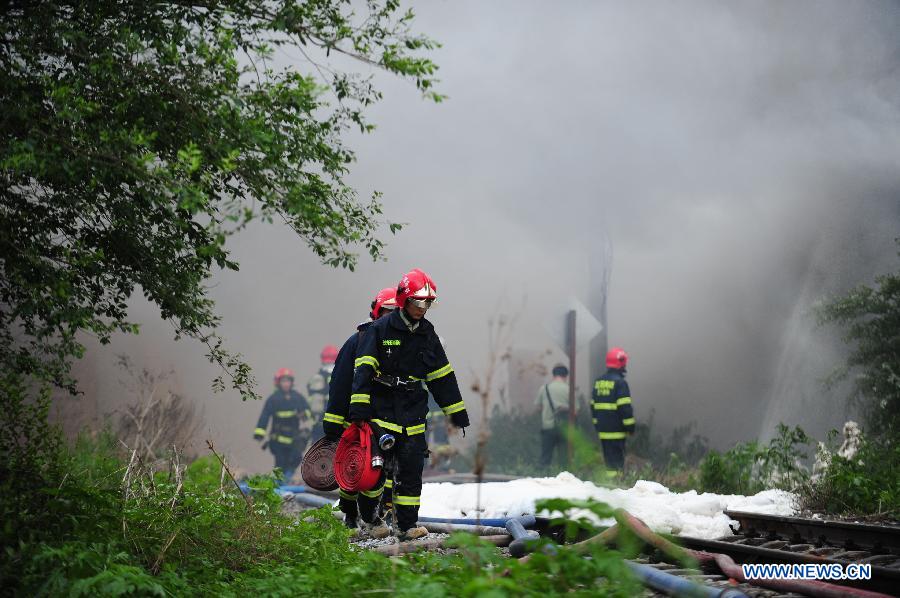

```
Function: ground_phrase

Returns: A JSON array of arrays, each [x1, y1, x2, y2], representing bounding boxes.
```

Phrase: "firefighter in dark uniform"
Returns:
[[323, 287, 397, 535], [254, 368, 311, 483], [592, 347, 635, 477], [349, 268, 469, 541]]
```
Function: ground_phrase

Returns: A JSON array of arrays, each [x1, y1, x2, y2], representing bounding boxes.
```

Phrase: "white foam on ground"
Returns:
[[419, 472, 796, 540]]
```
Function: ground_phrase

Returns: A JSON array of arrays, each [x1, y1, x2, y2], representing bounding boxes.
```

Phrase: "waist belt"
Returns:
[[373, 374, 420, 391]]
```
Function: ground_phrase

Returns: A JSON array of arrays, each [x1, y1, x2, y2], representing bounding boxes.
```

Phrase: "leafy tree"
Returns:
[[817, 240, 900, 438], [0, 0, 441, 398]]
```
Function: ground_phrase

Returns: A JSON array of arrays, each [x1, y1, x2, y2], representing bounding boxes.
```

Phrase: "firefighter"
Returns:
[[254, 368, 312, 483], [592, 347, 635, 476], [306, 345, 338, 443], [350, 268, 470, 541], [323, 287, 397, 535]]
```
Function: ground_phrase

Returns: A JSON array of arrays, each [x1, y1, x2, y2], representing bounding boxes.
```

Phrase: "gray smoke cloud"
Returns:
[[65, 1, 900, 471]]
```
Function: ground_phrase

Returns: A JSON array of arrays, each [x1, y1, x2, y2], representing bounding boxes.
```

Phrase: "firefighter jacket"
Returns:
[[592, 368, 635, 440], [349, 310, 470, 436], [255, 390, 311, 446], [322, 321, 371, 438]]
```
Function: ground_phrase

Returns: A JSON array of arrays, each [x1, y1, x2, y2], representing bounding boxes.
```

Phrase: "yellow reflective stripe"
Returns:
[[622, 417, 636, 426], [350, 394, 370, 404], [354, 356, 379, 369], [604, 469, 620, 477], [323, 412, 345, 424], [339, 489, 358, 500], [274, 410, 297, 418], [616, 397, 632, 406], [394, 495, 421, 506], [591, 418, 597, 425], [593, 402, 617, 410], [274, 435, 294, 444], [442, 400, 465, 415], [254, 427, 266, 435], [409, 375, 423, 382], [373, 418, 429, 435], [407, 424, 426, 435], [426, 363, 453, 382], [598, 431, 626, 440], [373, 418, 403, 433], [383, 479, 393, 489], [361, 487, 384, 498]]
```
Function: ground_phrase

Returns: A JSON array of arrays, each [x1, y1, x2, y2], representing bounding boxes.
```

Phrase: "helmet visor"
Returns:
[[407, 298, 436, 309]]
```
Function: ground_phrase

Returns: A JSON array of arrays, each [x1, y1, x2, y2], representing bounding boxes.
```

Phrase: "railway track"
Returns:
[[669, 511, 900, 596]]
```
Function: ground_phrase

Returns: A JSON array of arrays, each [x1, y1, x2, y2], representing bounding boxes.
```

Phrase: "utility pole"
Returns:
[[566, 309, 576, 465]]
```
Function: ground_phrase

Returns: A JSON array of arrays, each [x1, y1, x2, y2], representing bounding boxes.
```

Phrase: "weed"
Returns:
[[698, 424, 811, 495]]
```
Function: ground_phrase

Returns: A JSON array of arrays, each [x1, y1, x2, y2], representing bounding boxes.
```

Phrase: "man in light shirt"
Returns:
[[535, 364, 570, 469]]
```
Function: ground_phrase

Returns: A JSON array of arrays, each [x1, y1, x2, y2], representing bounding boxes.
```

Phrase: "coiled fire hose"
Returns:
[[301, 436, 340, 491], [334, 422, 382, 492]]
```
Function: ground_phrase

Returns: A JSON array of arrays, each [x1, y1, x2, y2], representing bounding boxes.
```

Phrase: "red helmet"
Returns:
[[320, 345, 338, 364], [605, 347, 629, 369], [370, 287, 398, 320], [396, 268, 437, 308], [274, 367, 295, 385]]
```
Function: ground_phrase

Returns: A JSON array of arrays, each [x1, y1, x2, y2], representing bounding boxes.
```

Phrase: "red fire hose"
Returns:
[[334, 422, 382, 492]]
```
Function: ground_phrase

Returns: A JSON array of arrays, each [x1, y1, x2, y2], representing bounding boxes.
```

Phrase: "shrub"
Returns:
[[4, 430, 643, 596], [801, 435, 900, 517], [698, 424, 811, 495]]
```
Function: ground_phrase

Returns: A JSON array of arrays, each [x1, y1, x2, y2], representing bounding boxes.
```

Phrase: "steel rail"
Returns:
[[724, 510, 900, 555], [674, 534, 900, 596]]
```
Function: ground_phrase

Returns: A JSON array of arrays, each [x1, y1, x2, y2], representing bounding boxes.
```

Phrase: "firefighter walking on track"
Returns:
[[322, 286, 397, 536], [592, 347, 635, 476], [254, 368, 312, 483], [349, 268, 470, 541]]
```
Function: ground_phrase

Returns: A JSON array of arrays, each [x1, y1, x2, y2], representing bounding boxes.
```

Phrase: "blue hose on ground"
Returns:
[[288, 492, 335, 508], [625, 561, 748, 598], [418, 515, 539, 528], [237, 482, 314, 496], [238, 482, 335, 507], [506, 516, 548, 558]]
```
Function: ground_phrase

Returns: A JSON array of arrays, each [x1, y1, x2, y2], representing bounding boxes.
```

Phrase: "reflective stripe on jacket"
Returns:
[[255, 389, 311, 441], [348, 310, 470, 432], [592, 368, 635, 440]]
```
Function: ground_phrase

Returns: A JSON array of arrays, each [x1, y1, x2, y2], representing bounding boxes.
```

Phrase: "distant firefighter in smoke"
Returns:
[[253, 368, 312, 483], [592, 347, 636, 476], [305, 345, 338, 443]]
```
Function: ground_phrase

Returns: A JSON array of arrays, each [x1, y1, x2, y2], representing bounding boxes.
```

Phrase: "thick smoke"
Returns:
[[65, 1, 900, 470]]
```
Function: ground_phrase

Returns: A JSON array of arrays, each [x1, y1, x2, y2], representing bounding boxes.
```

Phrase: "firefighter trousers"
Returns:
[[601, 438, 626, 471], [338, 470, 386, 524], [271, 440, 302, 481], [391, 432, 427, 532]]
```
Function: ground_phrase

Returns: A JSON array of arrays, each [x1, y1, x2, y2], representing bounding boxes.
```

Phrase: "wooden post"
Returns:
[[566, 309, 576, 465]]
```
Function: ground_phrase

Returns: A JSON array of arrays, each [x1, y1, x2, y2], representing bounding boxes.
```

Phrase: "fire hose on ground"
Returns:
[[293, 435, 892, 596], [542, 509, 894, 598]]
